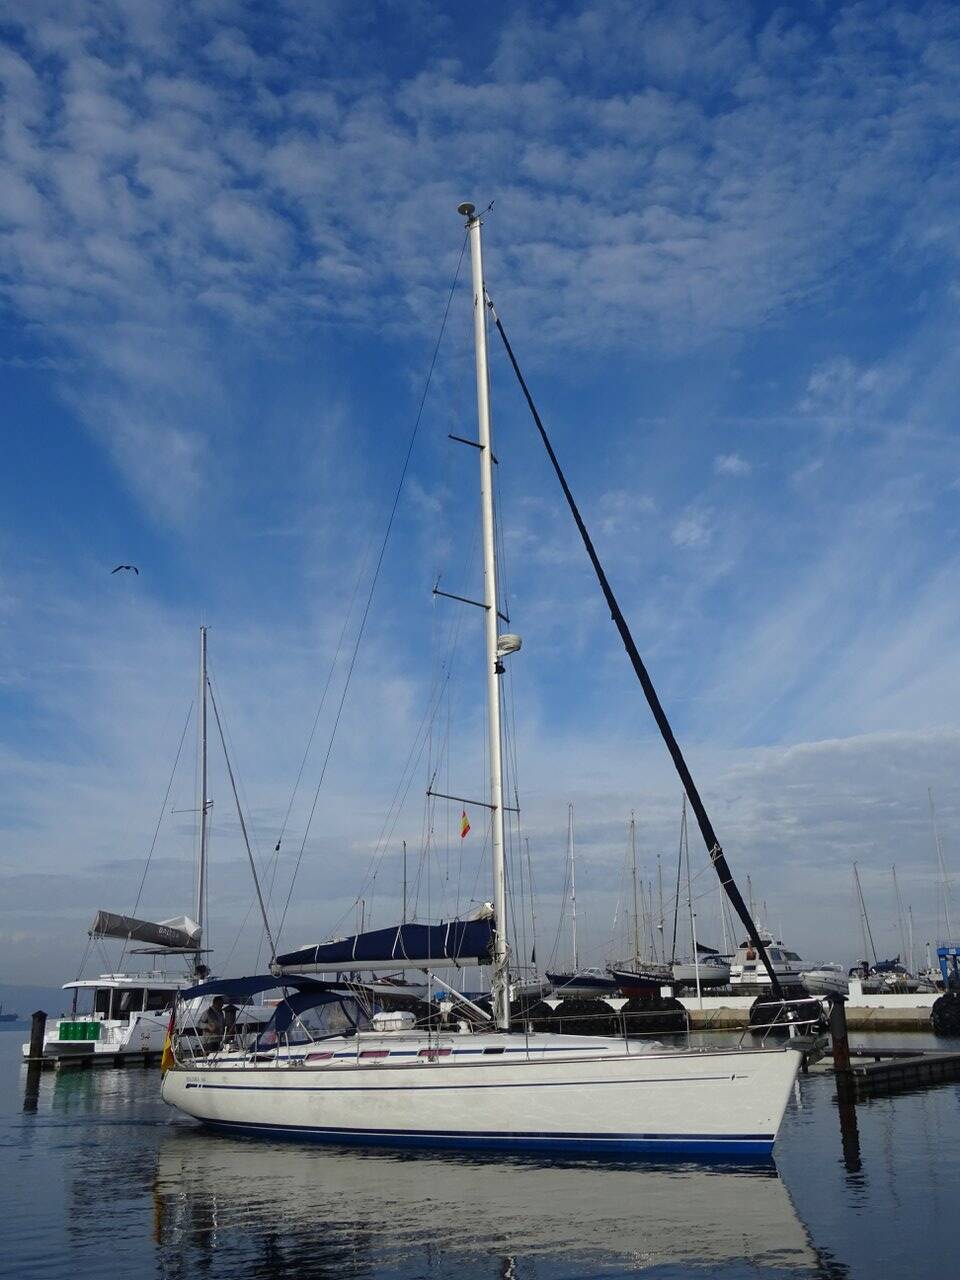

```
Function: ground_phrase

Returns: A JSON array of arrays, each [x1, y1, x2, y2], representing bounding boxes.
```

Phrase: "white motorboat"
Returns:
[[799, 964, 848, 998], [25, 973, 184, 1062], [729, 935, 805, 995], [161, 202, 801, 1156]]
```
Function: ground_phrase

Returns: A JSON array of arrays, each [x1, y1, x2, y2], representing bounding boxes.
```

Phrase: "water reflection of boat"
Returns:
[[152, 1126, 825, 1277]]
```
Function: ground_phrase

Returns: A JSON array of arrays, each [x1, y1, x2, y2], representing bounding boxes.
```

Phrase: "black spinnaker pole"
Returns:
[[488, 297, 784, 998]]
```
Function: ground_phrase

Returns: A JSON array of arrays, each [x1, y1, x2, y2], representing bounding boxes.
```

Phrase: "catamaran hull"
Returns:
[[162, 1045, 800, 1157]]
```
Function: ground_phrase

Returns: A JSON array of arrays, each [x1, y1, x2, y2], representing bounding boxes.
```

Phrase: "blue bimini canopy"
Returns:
[[180, 974, 337, 1001], [274, 918, 495, 974]]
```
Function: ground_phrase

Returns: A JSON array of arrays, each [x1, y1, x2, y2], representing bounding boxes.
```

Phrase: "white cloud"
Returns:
[[4, 1, 960, 986], [714, 452, 751, 476], [800, 355, 906, 425], [671, 508, 713, 549]]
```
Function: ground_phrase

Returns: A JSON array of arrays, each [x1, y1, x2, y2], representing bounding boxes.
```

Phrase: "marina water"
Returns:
[[3, 1024, 958, 1278]]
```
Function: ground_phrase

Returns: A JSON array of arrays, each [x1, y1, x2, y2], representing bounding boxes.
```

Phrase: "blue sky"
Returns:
[[3, 0, 960, 984]]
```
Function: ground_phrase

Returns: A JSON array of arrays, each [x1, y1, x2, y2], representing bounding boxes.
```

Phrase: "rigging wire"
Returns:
[[266, 539, 374, 903], [204, 661, 275, 970], [488, 294, 786, 1000], [330, 405, 483, 935], [117, 701, 194, 973], [207, 679, 277, 958], [275, 231, 470, 948]]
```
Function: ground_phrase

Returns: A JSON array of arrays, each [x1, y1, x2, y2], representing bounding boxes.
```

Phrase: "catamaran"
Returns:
[[24, 628, 269, 1064], [161, 203, 802, 1156]]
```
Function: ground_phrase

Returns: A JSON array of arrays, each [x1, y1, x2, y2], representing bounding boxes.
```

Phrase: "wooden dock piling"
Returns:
[[827, 996, 855, 1103], [26, 1010, 46, 1062]]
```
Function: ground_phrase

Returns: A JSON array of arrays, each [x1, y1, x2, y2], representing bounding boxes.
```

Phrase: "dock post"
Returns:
[[827, 994, 862, 1171], [23, 1010, 47, 1113], [828, 995, 853, 1092], [27, 1010, 47, 1062]]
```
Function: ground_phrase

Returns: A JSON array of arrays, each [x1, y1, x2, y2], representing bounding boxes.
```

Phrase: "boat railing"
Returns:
[[744, 996, 826, 1047]]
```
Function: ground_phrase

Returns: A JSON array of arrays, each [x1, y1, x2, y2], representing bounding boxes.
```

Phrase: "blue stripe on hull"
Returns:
[[199, 1118, 774, 1158]]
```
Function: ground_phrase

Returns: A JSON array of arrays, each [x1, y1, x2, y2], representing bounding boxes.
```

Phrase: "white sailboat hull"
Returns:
[[162, 1033, 800, 1157]]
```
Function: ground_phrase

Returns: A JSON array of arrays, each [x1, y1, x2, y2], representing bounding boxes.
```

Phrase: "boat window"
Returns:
[[93, 989, 112, 1017], [784, 952, 802, 962], [768, 951, 783, 963], [268, 996, 373, 1048], [115, 989, 145, 1016], [68, 989, 93, 1016], [483, 1046, 506, 1055], [144, 989, 174, 1011]]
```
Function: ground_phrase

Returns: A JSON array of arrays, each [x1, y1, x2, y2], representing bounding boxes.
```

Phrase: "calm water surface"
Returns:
[[3, 1025, 959, 1278]]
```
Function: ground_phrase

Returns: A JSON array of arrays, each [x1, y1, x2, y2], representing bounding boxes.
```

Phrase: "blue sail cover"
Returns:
[[274, 918, 494, 974]]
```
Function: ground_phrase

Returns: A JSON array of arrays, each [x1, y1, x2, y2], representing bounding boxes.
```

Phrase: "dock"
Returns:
[[823, 1044, 960, 1098], [678, 978, 937, 1031]]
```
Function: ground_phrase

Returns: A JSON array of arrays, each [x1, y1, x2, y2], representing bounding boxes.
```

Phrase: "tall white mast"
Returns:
[[569, 803, 579, 971], [196, 624, 209, 973], [460, 202, 511, 1030]]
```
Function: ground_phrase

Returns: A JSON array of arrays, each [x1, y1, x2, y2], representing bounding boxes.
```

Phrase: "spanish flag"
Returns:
[[460, 809, 471, 839], [160, 1007, 176, 1075]]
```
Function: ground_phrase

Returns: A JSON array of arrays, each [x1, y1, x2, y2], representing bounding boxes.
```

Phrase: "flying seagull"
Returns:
[[111, 565, 139, 575]]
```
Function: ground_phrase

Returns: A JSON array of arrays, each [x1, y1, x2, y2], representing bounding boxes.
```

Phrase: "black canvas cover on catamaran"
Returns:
[[274, 918, 494, 973], [90, 910, 201, 951]]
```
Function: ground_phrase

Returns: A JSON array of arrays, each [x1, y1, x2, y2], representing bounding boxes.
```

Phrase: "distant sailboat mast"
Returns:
[[853, 862, 877, 966], [682, 796, 702, 1003], [568, 804, 579, 972], [929, 788, 955, 940], [630, 813, 641, 965], [524, 837, 539, 970], [892, 865, 909, 968], [195, 624, 209, 977]]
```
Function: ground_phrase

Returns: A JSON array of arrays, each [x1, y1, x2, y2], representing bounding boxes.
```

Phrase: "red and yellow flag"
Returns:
[[460, 809, 471, 839], [160, 1007, 176, 1075]]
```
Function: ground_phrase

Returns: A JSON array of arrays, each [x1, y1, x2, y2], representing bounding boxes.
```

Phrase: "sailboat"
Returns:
[[605, 813, 672, 996], [160, 202, 801, 1156], [546, 805, 619, 998], [23, 628, 263, 1064], [666, 795, 731, 992]]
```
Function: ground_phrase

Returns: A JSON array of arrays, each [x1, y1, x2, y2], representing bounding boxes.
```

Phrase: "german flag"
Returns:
[[460, 809, 471, 839]]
